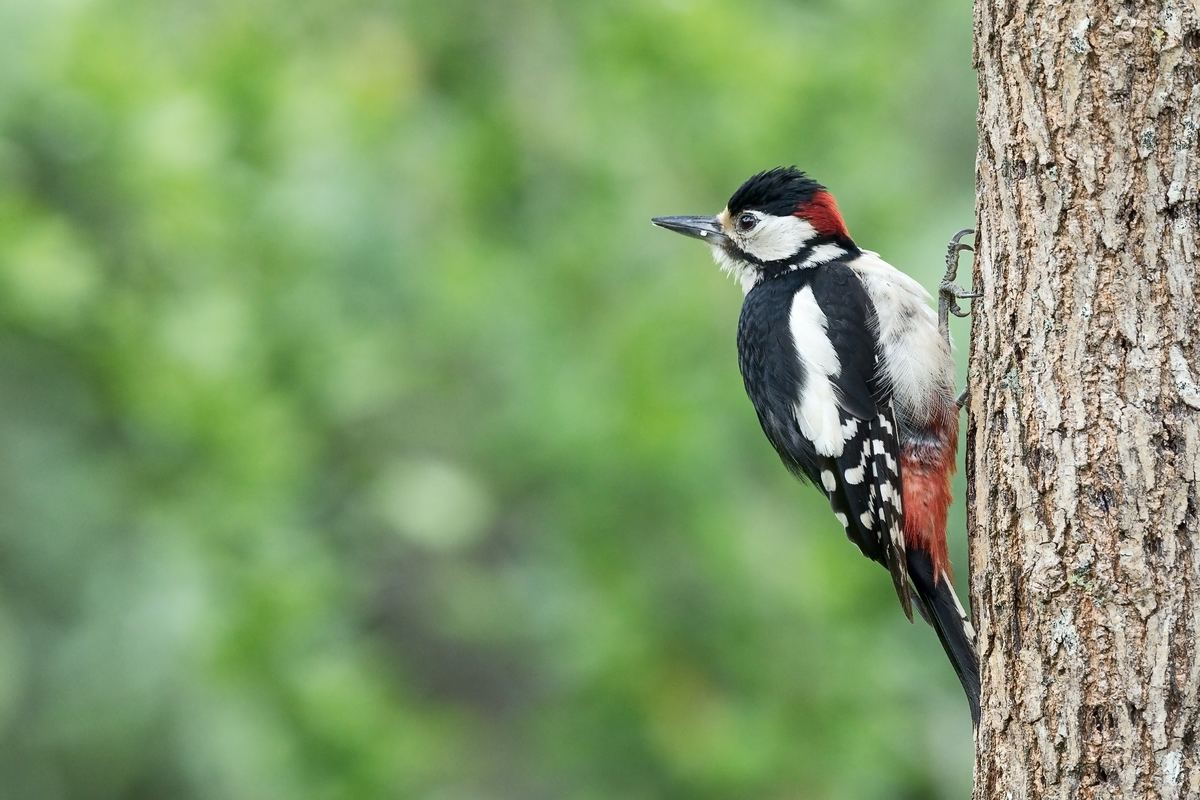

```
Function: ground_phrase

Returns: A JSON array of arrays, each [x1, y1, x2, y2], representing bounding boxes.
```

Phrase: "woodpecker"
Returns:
[[653, 167, 980, 725]]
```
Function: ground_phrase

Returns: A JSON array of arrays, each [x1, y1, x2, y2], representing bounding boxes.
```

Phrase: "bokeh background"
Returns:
[[0, 1, 978, 798]]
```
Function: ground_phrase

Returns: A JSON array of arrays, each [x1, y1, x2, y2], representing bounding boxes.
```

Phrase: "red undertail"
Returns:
[[900, 403, 958, 583]]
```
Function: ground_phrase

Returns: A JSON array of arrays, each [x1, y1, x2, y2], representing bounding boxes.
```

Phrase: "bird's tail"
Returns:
[[908, 549, 980, 726]]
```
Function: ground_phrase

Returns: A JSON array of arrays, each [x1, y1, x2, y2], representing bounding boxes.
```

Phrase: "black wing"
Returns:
[[736, 265, 909, 617], [808, 265, 911, 619]]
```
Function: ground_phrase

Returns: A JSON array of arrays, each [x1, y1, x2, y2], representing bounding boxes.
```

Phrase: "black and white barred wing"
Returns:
[[794, 269, 911, 619], [866, 403, 908, 619], [815, 405, 910, 620]]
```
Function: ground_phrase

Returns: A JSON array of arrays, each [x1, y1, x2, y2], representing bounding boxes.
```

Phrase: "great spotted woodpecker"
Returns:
[[653, 167, 981, 725]]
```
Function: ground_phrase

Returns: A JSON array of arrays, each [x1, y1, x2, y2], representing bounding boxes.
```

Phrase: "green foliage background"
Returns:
[[0, 1, 978, 797]]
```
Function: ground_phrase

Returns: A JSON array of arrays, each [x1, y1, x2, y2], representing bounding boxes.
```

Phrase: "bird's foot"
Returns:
[[939, 229, 979, 411], [940, 281, 981, 318], [937, 228, 981, 344]]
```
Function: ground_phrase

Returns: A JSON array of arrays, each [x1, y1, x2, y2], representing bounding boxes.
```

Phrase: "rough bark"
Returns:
[[969, 1, 1200, 798]]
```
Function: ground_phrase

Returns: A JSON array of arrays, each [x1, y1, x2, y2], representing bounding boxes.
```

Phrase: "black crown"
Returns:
[[727, 166, 824, 217]]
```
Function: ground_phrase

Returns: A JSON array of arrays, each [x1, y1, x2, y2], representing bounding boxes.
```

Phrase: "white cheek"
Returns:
[[742, 216, 817, 261]]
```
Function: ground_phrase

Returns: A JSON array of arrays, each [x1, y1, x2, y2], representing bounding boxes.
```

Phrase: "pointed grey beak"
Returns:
[[651, 215, 729, 246]]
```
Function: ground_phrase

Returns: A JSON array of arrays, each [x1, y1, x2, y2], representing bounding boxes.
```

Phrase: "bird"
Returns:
[[652, 166, 981, 725]]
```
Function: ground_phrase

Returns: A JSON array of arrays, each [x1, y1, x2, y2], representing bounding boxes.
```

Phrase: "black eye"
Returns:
[[736, 213, 757, 232]]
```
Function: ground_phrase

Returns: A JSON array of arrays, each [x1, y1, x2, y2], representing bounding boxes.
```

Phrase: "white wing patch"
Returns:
[[789, 286, 843, 457]]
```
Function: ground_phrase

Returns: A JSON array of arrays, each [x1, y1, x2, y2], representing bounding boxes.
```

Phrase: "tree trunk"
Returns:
[[968, 1, 1200, 798]]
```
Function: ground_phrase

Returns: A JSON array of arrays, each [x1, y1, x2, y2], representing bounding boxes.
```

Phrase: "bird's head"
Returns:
[[653, 166, 857, 292]]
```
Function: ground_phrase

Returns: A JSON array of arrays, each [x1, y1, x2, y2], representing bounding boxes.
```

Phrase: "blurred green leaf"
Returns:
[[0, 1, 977, 797]]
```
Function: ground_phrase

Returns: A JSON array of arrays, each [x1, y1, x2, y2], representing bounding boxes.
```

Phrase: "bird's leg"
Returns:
[[938, 228, 981, 409]]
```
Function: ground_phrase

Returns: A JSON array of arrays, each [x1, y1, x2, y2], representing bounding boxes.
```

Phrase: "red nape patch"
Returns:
[[796, 190, 850, 238]]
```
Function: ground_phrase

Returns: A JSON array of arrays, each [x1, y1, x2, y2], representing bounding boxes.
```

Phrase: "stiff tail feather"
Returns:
[[908, 549, 980, 726]]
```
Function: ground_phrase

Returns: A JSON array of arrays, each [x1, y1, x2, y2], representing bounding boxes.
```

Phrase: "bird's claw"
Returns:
[[942, 229, 976, 284], [938, 229, 980, 340], [939, 229, 980, 411], [945, 227, 974, 256]]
